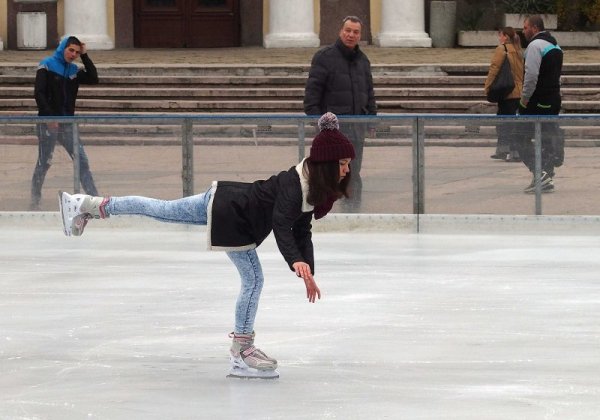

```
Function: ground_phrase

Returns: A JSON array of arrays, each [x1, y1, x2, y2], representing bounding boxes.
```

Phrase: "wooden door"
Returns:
[[134, 0, 185, 47], [134, 0, 240, 47], [188, 0, 239, 47]]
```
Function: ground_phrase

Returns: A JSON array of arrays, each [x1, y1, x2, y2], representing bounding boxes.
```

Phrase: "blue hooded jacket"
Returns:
[[34, 36, 98, 116], [39, 37, 80, 80]]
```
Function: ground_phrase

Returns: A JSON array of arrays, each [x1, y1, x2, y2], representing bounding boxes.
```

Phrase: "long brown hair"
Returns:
[[500, 26, 522, 52], [304, 159, 350, 206]]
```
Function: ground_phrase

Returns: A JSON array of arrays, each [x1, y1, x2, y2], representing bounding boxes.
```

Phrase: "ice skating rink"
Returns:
[[1, 214, 599, 420]]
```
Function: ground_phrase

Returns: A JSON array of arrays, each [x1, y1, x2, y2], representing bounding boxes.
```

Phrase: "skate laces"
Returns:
[[98, 197, 110, 219], [229, 332, 269, 360], [82, 196, 110, 219], [241, 345, 260, 358]]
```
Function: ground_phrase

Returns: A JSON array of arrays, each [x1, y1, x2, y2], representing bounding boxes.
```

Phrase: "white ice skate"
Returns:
[[227, 355, 280, 380], [227, 332, 279, 379], [58, 191, 108, 236], [58, 191, 91, 236]]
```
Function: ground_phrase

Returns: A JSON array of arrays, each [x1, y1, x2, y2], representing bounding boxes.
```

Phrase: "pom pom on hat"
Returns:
[[309, 113, 355, 162], [317, 112, 339, 131]]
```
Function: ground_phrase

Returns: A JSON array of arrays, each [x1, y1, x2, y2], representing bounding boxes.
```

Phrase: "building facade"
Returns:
[[0, 0, 435, 50]]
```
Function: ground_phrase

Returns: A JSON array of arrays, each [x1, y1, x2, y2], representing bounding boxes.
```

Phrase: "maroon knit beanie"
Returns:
[[309, 112, 356, 162]]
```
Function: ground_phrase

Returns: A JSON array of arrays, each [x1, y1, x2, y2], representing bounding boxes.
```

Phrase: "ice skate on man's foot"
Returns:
[[227, 332, 279, 379], [58, 191, 109, 236]]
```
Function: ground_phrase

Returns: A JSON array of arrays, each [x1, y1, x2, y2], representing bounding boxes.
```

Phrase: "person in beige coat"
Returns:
[[484, 27, 524, 162]]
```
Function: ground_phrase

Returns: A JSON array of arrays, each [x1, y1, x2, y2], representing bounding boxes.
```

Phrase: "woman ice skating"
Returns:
[[58, 112, 355, 379]]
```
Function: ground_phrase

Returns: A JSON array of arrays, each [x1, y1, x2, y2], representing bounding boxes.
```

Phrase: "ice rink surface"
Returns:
[[1, 215, 600, 420]]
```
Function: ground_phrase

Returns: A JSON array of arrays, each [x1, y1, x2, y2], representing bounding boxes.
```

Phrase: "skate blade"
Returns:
[[227, 366, 279, 380], [58, 191, 70, 236]]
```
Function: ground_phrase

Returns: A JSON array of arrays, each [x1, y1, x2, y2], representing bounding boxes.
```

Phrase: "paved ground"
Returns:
[[1, 218, 599, 420], [1, 46, 600, 65]]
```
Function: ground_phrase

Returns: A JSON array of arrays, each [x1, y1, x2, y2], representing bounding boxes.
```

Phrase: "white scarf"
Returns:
[[295, 159, 314, 213]]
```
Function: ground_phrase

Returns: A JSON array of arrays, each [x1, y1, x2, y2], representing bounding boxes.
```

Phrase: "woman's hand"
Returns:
[[292, 262, 321, 303]]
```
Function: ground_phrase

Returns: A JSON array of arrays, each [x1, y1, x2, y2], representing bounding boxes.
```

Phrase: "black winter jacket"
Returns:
[[34, 53, 98, 116], [304, 39, 376, 116], [208, 165, 315, 273]]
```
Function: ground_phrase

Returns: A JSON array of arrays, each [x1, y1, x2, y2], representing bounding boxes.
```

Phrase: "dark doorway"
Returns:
[[134, 0, 240, 47]]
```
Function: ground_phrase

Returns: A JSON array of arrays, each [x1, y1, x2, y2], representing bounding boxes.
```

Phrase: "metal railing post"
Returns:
[[298, 121, 306, 161], [72, 121, 81, 193], [534, 121, 542, 215], [412, 117, 425, 217], [181, 119, 194, 197]]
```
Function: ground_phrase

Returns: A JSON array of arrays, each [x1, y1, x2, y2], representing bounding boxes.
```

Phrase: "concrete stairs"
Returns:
[[1, 63, 599, 146]]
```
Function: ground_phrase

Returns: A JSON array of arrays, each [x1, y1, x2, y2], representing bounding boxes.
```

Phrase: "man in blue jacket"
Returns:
[[304, 16, 377, 212], [31, 36, 99, 210], [518, 15, 564, 194]]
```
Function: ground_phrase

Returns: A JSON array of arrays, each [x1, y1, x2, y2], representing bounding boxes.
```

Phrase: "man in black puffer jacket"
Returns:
[[304, 15, 377, 212]]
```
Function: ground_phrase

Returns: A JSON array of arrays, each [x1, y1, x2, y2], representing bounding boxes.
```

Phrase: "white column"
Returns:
[[64, 0, 114, 50], [264, 0, 320, 48], [375, 0, 431, 47]]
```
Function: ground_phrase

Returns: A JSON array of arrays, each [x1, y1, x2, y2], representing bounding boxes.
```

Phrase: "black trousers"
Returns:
[[495, 98, 520, 154], [338, 121, 366, 212], [516, 97, 563, 177]]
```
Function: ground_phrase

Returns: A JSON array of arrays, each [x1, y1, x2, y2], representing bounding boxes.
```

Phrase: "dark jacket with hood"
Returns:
[[34, 37, 99, 116], [522, 31, 563, 107], [304, 38, 376, 116], [208, 161, 322, 274]]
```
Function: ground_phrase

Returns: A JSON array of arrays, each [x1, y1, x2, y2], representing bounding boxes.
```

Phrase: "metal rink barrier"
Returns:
[[0, 114, 598, 217]]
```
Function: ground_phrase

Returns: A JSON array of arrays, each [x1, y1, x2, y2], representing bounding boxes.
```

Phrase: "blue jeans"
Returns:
[[31, 123, 98, 207], [106, 187, 262, 334], [226, 249, 264, 334]]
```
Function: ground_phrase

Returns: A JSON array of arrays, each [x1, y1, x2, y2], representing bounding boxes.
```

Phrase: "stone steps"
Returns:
[[2, 62, 599, 74], [1, 63, 598, 144], [2, 80, 599, 112], [3, 98, 599, 113], [2, 95, 597, 115], [4, 86, 599, 98], [2, 73, 599, 86]]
